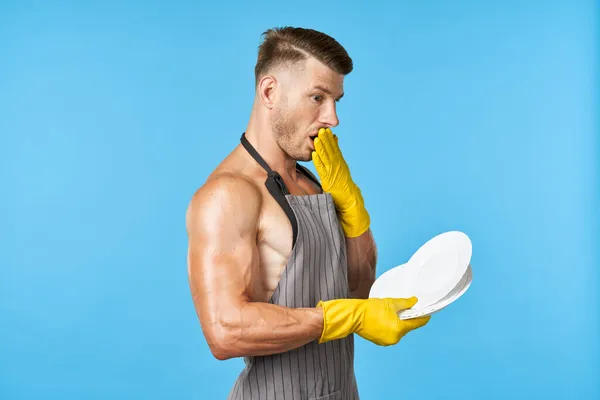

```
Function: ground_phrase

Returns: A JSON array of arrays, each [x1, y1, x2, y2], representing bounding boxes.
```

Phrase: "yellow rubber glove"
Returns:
[[317, 297, 430, 346], [312, 128, 370, 238]]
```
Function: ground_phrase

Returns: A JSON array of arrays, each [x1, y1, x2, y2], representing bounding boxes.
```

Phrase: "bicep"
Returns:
[[186, 176, 261, 332]]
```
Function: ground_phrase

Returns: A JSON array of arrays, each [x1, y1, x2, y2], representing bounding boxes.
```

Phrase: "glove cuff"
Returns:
[[338, 205, 370, 238], [317, 299, 363, 344], [331, 184, 371, 238]]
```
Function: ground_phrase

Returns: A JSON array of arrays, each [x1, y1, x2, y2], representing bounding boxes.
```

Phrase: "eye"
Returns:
[[312, 95, 323, 102]]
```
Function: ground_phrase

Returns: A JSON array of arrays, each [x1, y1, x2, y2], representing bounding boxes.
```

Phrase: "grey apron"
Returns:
[[226, 133, 359, 400]]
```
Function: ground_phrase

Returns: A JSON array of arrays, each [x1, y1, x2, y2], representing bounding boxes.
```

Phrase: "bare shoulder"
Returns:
[[186, 168, 265, 347], [186, 172, 263, 237]]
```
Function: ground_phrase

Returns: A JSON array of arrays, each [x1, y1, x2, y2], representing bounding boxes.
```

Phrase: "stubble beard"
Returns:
[[272, 105, 311, 162]]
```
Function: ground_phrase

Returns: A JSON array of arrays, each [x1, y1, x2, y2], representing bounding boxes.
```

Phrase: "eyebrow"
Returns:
[[313, 85, 344, 100]]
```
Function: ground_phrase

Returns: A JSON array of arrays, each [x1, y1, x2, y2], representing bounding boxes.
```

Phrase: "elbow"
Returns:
[[208, 338, 229, 360], [205, 325, 240, 361], [211, 347, 232, 361], [198, 303, 247, 360]]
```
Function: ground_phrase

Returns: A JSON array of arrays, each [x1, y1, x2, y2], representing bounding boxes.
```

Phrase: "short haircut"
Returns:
[[254, 26, 353, 86]]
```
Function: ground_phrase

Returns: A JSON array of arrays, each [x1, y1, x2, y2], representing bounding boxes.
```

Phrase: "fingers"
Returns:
[[329, 130, 340, 153], [387, 297, 419, 312], [318, 128, 337, 157], [387, 297, 431, 332], [312, 150, 324, 173], [402, 315, 431, 331], [325, 128, 342, 158], [313, 136, 330, 166], [312, 150, 322, 166]]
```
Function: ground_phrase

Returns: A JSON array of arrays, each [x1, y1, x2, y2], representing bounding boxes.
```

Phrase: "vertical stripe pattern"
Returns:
[[227, 193, 359, 400]]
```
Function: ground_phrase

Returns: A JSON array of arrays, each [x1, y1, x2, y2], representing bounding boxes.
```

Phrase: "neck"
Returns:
[[244, 107, 298, 180]]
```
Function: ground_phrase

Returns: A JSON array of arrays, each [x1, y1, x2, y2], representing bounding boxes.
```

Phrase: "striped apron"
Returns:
[[226, 133, 359, 400]]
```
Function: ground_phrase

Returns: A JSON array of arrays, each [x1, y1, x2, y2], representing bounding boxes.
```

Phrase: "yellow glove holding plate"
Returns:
[[317, 297, 430, 346], [312, 128, 370, 238]]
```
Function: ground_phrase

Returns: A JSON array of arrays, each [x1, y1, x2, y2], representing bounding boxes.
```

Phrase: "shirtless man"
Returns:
[[186, 26, 430, 400]]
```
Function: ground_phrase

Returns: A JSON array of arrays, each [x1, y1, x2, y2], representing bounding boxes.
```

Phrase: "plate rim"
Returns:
[[398, 264, 473, 319], [405, 231, 472, 307]]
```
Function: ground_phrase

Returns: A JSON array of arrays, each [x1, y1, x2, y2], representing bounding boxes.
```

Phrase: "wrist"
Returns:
[[325, 180, 370, 237], [338, 205, 370, 238], [336, 187, 370, 237], [317, 298, 364, 343]]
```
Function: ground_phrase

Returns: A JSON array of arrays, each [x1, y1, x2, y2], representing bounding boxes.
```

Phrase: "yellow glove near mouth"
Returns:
[[312, 128, 370, 238]]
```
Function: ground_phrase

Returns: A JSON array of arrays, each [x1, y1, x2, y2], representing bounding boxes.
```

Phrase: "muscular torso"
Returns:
[[207, 145, 323, 303]]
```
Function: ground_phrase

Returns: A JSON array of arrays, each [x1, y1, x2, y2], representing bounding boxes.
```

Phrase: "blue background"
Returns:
[[1, 1, 598, 399]]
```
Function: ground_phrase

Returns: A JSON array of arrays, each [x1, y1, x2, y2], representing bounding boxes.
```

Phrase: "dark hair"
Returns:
[[254, 26, 353, 86]]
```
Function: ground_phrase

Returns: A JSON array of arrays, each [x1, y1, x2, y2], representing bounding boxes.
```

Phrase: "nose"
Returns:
[[319, 102, 339, 128]]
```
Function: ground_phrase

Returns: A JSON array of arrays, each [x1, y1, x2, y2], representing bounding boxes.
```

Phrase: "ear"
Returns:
[[257, 75, 277, 109]]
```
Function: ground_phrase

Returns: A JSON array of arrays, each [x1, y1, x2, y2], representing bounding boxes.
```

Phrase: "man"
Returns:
[[186, 26, 430, 400]]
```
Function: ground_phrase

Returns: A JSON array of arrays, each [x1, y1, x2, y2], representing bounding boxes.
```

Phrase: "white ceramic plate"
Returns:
[[369, 231, 472, 308], [368, 261, 417, 300], [405, 231, 472, 308], [398, 264, 472, 320]]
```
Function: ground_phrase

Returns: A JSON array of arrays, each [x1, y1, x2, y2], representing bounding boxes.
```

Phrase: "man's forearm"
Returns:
[[346, 228, 378, 299], [204, 301, 324, 360]]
